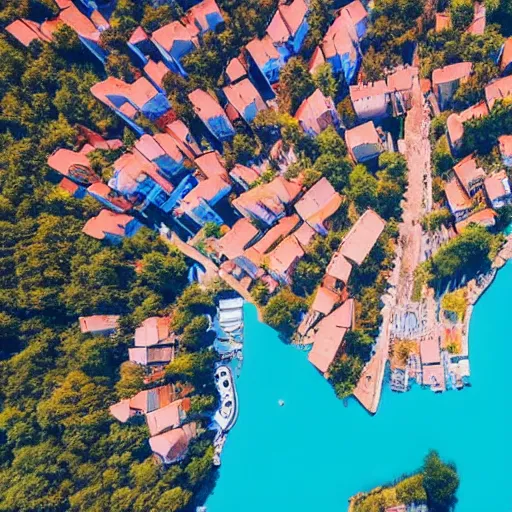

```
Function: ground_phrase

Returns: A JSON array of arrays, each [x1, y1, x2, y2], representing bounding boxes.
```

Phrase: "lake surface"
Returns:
[[206, 262, 512, 512]]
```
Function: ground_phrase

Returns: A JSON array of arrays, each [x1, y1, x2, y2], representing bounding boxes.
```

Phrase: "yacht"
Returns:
[[213, 365, 238, 432]]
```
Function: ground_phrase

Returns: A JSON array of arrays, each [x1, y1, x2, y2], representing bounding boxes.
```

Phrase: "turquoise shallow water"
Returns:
[[206, 262, 512, 512]]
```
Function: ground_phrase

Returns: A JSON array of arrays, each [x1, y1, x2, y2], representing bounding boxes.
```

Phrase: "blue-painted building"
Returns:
[[245, 36, 286, 89]]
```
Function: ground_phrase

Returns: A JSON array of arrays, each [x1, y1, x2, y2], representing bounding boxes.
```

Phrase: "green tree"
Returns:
[[348, 164, 378, 212], [313, 63, 338, 99], [262, 288, 306, 337], [277, 57, 316, 114], [423, 451, 459, 511], [451, 0, 474, 30]]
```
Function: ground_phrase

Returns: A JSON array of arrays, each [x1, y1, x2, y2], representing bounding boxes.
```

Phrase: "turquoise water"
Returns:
[[206, 263, 512, 512]]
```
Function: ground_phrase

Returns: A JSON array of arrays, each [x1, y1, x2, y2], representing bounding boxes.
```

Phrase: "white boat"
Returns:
[[213, 365, 238, 432]]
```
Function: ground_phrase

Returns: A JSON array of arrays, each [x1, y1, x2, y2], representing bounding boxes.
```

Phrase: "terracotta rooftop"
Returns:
[[47, 148, 93, 179], [165, 120, 201, 160], [267, 0, 308, 44], [149, 422, 197, 463], [484, 170, 510, 202], [79, 315, 120, 334], [432, 62, 472, 86], [465, 2, 485, 35], [386, 66, 418, 92], [422, 363, 446, 391], [225, 57, 247, 83], [179, 175, 231, 212], [59, 177, 80, 196], [435, 12, 451, 32], [77, 125, 123, 152], [294, 88, 337, 134], [194, 151, 228, 179], [500, 37, 512, 72], [245, 35, 280, 68], [6, 19, 52, 46], [188, 88, 227, 124], [446, 101, 489, 147], [444, 178, 472, 213], [267, 234, 304, 277], [322, 9, 358, 60], [185, 0, 223, 33], [340, 209, 386, 265], [326, 251, 352, 284], [311, 286, 340, 315], [294, 177, 342, 233], [230, 163, 260, 188], [345, 121, 380, 150], [129, 25, 149, 45], [217, 218, 259, 260], [152, 20, 198, 53], [453, 154, 485, 194], [485, 74, 512, 109], [223, 78, 267, 118], [145, 398, 190, 436], [135, 317, 174, 347], [339, 0, 368, 27], [87, 182, 133, 212], [350, 80, 388, 102], [499, 134, 512, 158], [308, 46, 325, 74], [293, 222, 316, 248], [144, 60, 170, 89], [82, 210, 137, 240], [128, 346, 174, 365], [250, 214, 301, 255], [455, 208, 497, 232]]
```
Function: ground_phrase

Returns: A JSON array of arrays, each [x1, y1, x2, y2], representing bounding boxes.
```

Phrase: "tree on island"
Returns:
[[423, 450, 460, 511]]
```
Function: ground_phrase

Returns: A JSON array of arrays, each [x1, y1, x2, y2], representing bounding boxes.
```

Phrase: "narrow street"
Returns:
[[353, 74, 432, 413]]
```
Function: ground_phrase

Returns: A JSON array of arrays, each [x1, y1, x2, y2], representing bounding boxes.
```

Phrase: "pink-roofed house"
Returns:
[[79, 315, 120, 335], [150, 422, 197, 465], [143, 59, 170, 92], [194, 151, 228, 180], [151, 21, 199, 77], [308, 46, 326, 75], [245, 35, 285, 87], [306, 298, 354, 373], [386, 66, 419, 116], [446, 101, 489, 154], [326, 251, 353, 287], [293, 222, 316, 248], [82, 210, 142, 243], [184, 0, 224, 35], [339, 209, 386, 266], [87, 182, 133, 213], [216, 218, 260, 261], [128, 26, 155, 67], [232, 176, 302, 226], [76, 125, 123, 152], [485, 74, 512, 110], [59, 177, 85, 198], [432, 62, 473, 111], [423, 363, 446, 392], [294, 177, 342, 235], [294, 88, 340, 137], [188, 89, 235, 142], [266, 0, 310, 56], [225, 56, 248, 84], [311, 286, 341, 316], [498, 135, 512, 167], [47, 148, 101, 185], [455, 208, 496, 232], [266, 233, 305, 284], [146, 398, 191, 436], [223, 78, 267, 124], [5, 18, 52, 47], [229, 163, 260, 191], [165, 120, 201, 160], [435, 12, 451, 32], [465, 2, 486, 36], [108, 151, 176, 213], [109, 384, 174, 423], [452, 154, 485, 197], [345, 121, 383, 163], [135, 317, 176, 347], [500, 37, 512, 74], [444, 178, 472, 222], [350, 80, 390, 121], [129, 346, 175, 366], [338, 0, 368, 40], [90, 77, 171, 136]]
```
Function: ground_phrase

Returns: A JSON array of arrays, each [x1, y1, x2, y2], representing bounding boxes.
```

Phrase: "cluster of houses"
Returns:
[[79, 312, 199, 465]]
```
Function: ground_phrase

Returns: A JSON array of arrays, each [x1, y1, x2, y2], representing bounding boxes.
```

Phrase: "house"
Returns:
[[245, 36, 285, 87], [498, 135, 512, 167], [465, 2, 485, 36], [338, 0, 368, 40], [321, 7, 361, 83], [134, 133, 187, 180], [269, 139, 298, 172], [484, 74, 512, 109], [294, 88, 340, 137], [311, 286, 341, 316], [500, 37, 512, 74], [308, 46, 326, 75], [135, 317, 176, 347], [267, 233, 304, 284], [423, 364, 446, 392], [444, 178, 472, 221], [326, 251, 353, 287], [223, 78, 267, 124], [109, 152, 176, 212], [345, 121, 383, 163], [82, 210, 142, 243], [306, 298, 354, 373], [109, 384, 174, 423], [435, 12, 451, 32], [232, 176, 302, 226], [76, 125, 123, 152], [188, 89, 235, 142], [339, 209, 386, 266], [229, 164, 260, 191], [452, 154, 486, 196], [47, 148, 101, 185], [484, 170, 512, 208], [194, 151, 228, 180], [432, 62, 473, 111], [266, 0, 309, 56], [128, 346, 175, 366], [386, 66, 419, 116], [128, 26, 156, 67], [291, 221, 315, 248], [59, 177, 85, 198], [225, 56, 248, 84], [79, 315, 120, 335], [294, 177, 342, 235], [216, 218, 260, 261], [184, 0, 224, 35], [87, 183, 133, 213], [455, 208, 497, 232], [91, 77, 171, 135], [165, 120, 201, 160], [446, 101, 489, 154], [151, 21, 198, 76], [149, 422, 197, 465], [175, 175, 231, 229], [145, 398, 191, 436], [5, 18, 52, 47], [143, 60, 170, 91], [349, 80, 389, 121]]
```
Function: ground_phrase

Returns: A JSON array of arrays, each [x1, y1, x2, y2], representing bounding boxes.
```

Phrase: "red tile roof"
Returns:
[[87, 182, 133, 212], [340, 209, 386, 265], [129, 26, 149, 45], [293, 222, 316, 248], [485, 74, 512, 109], [500, 37, 512, 72], [339, 0, 368, 27], [446, 101, 489, 147], [308, 46, 326, 74], [444, 178, 472, 213], [5, 19, 52, 46], [455, 208, 496, 232], [225, 57, 247, 83], [322, 9, 358, 60], [484, 170, 510, 202], [326, 251, 352, 284], [267, 0, 308, 43], [250, 214, 300, 255], [82, 209, 138, 240], [188, 88, 226, 124], [178, 176, 231, 211], [386, 66, 418, 92], [432, 62, 472, 86], [128, 346, 175, 365], [345, 121, 380, 151], [294, 177, 342, 232], [144, 60, 170, 89], [311, 286, 340, 315], [194, 151, 228, 179], [59, 177, 80, 196], [465, 2, 485, 35], [499, 134, 512, 158], [223, 78, 267, 118], [294, 88, 338, 135], [135, 317, 174, 347], [149, 422, 197, 463], [152, 21, 198, 53], [217, 218, 259, 259], [229, 163, 260, 188], [184, 0, 223, 33], [145, 398, 190, 436], [267, 233, 304, 277], [165, 120, 201, 160], [48, 148, 92, 179], [79, 315, 120, 334], [453, 154, 485, 194], [77, 125, 123, 151], [435, 12, 451, 32], [245, 35, 280, 68], [350, 80, 389, 101]]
